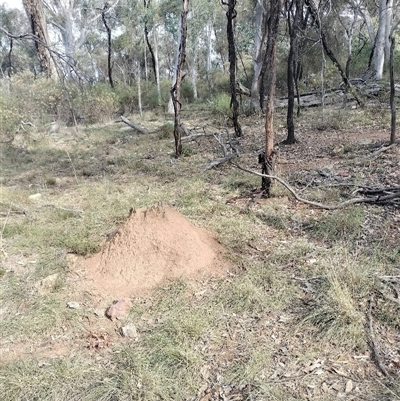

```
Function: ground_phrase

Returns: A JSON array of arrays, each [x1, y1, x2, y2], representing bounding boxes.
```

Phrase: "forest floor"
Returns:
[[0, 105, 399, 400]]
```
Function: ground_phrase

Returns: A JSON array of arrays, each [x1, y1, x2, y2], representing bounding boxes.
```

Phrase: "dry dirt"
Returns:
[[70, 204, 230, 300]]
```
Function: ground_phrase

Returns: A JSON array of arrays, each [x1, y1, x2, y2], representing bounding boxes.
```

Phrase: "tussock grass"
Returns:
[[300, 247, 385, 349], [1, 109, 398, 400], [304, 206, 364, 243]]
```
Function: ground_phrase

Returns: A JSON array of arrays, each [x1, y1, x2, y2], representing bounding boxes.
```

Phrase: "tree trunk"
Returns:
[[261, 0, 282, 195], [22, 0, 57, 79], [304, 0, 362, 105], [171, 0, 189, 157], [285, 0, 303, 144], [137, 61, 143, 118], [143, 1, 158, 88], [250, 0, 267, 113], [153, 28, 161, 106], [102, 3, 114, 89], [223, 0, 242, 137], [389, 36, 396, 145], [373, 0, 389, 79]]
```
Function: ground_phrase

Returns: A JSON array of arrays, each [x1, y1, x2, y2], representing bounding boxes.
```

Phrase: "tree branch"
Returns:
[[233, 164, 400, 209]]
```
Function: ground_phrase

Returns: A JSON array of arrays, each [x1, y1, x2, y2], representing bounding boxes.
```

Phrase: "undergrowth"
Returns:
[[0, 106, 398, 401]]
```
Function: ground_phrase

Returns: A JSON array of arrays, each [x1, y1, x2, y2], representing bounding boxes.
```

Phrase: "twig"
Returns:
[[371, 143, 396, 157], [233, 163, 400, 210], [213, 132, 227, 157], [367, 296, 393, 381]]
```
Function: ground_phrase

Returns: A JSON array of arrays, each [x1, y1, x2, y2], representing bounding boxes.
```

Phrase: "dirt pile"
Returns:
[[79, 205, 229, 298]]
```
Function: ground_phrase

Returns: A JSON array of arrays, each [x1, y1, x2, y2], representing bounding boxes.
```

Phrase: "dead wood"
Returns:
[[120, 116, 150, 135], [367, 297, 393, 381], [203, 154, 238, 172], [202, 129, 240, 172], [233, 164, 400, 209]]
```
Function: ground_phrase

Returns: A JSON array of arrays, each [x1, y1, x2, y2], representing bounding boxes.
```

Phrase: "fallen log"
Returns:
[[120, 116, 150, 134]]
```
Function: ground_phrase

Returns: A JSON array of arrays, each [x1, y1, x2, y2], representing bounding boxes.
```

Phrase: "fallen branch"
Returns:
[[368, 297, 393, 381], [181, 132, 214, 141], [233, 164, 400, 209], [120, 116, 150, 134], [203, 154, 238, 172], [203, 129, 240, 172]]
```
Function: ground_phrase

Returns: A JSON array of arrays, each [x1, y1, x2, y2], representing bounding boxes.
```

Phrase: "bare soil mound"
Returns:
[[79, 205, 229, 298]]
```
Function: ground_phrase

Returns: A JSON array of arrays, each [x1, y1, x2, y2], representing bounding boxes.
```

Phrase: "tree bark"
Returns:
[[389, 36, 396, 145], [22, 0, 57, 79], [285, 0, 303, 144], [304, 0, 362, 105], [223, 0, 242, 137], [171, 0, 189, 157], [250, 0, 267, 113], [261, 0, 282, 195], [102, 3, 114, 89]]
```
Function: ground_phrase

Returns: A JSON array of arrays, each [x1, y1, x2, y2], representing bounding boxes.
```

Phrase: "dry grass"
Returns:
[[0, 108, 399, 401]]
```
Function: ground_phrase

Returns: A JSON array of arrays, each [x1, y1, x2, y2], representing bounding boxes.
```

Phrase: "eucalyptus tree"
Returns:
[[261, 0, 282, 195], [285, 0, 304, 144], [250, 0, 268, 112], [43, 0, 120, 78], [222, 0, 242, 137], [22, 0, 57, 79], [348, 0, 400, 79], [0, 5, 32, 76]]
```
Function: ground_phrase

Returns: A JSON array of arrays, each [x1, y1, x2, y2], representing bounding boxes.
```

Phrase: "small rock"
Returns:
[[331, 145, 344, 155], [28, 193, 42, 201], [359, 139, 373, 145], [93, 309, 105, 317], [120, 322, 138, 339], [345, 380, 353, 393], [65, 253, 79, 269], [35, 273, 59, 295], [67, 301, 80, 309], [106, 298, 132, 321]]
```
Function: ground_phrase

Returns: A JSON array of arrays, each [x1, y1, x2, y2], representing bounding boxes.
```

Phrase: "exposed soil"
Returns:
[[74, 205, 229, 299]]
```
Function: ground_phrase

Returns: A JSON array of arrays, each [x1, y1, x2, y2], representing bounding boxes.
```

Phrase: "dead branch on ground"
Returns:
[[368, 296, 394, 381], [233, 164, 400, 209], [120, 116, 150, 134], [202, 129, 239, 172]]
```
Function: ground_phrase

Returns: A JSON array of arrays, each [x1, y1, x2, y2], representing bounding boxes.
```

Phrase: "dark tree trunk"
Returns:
[[261, 0, 282, 195], [143, 0, 158, 86], [171, 0, 189, 157], [285, 0, 303, 144], [304, 0, 362, 105], [389, 36, 396, 145], [223, 0, 242, 137], [102, 3, 114, 89], [7, 38, 13, 77]]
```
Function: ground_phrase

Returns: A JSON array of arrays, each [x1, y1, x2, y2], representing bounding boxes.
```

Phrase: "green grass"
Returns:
[[0, 105, 398, 400]]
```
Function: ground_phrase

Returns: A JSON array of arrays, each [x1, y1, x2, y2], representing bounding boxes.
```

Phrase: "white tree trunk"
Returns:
[[373, 0, 392, 79]]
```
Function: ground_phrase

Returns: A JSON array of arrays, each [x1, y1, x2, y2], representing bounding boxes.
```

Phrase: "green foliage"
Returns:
[[211, 92, 232, 117], [0, 94, 21, 141], [72, 83, 119, 124], [0, 72, 63, 137]]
